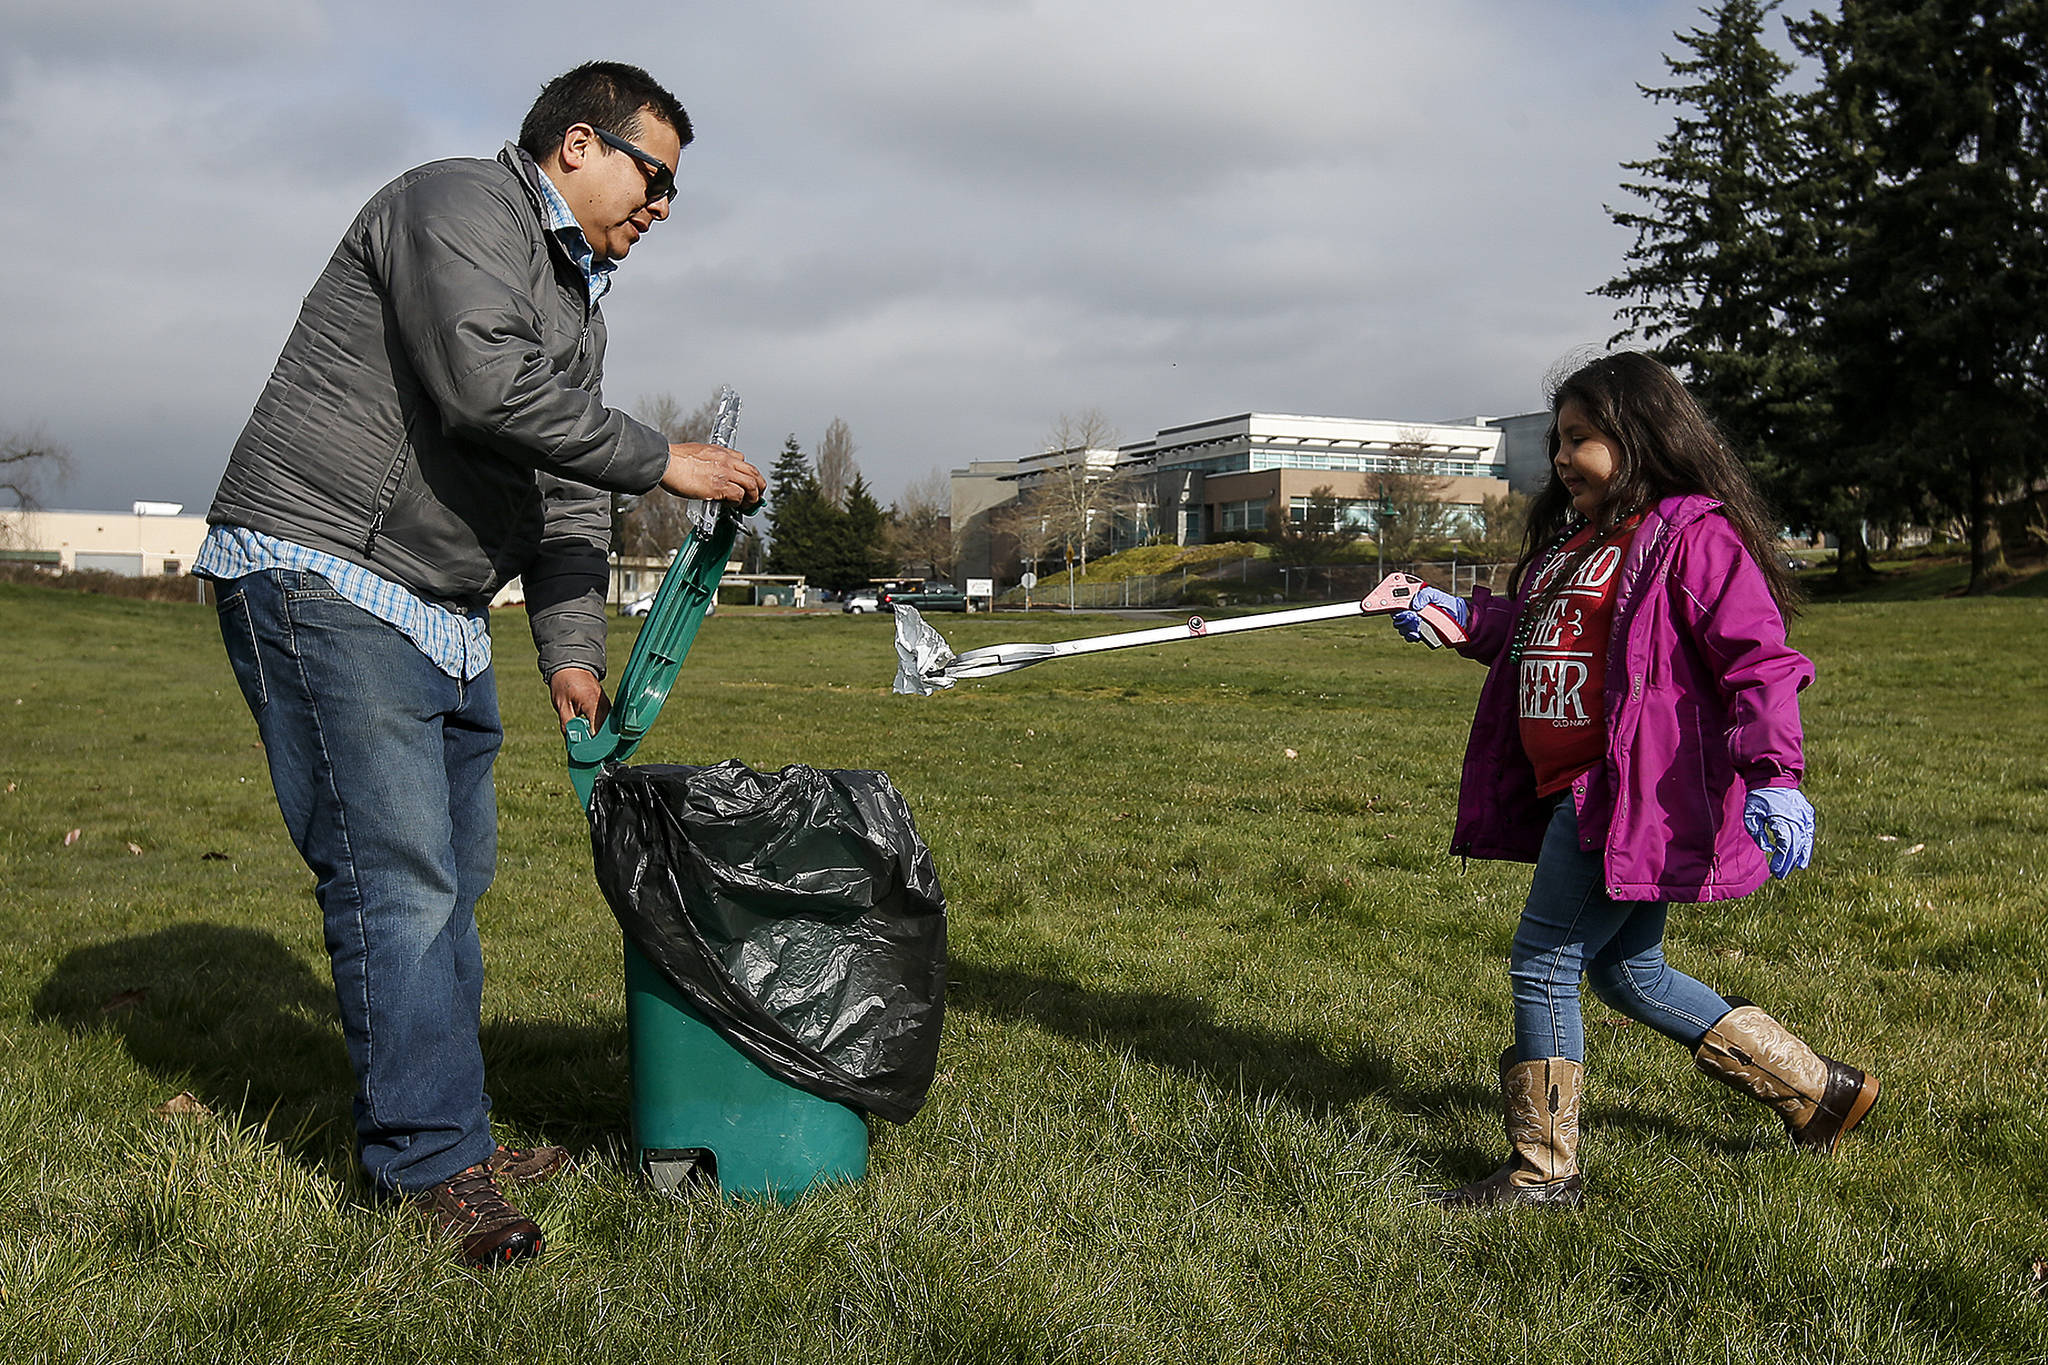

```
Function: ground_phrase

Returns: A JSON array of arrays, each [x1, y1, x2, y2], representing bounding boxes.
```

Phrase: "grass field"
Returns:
[[3, 580, 2047, 1362]]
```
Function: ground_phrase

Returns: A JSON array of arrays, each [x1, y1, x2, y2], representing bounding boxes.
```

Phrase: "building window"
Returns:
[[162, 560, 181, 576], [1217, 499, 1268, 533], [1287, 497, 1379, 531]]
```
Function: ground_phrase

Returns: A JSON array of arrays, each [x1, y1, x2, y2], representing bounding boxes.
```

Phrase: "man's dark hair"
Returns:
[[519, 61, 692, 160]]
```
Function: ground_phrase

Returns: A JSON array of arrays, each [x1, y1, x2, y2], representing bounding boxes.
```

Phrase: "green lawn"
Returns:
[[2, 581, 2046, 1362]]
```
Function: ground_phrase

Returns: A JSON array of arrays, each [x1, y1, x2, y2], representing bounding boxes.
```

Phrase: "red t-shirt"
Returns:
[[1517, 522, 1637, 797]]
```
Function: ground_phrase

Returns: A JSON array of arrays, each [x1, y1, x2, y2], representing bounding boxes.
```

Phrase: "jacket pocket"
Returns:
[[362, 426, 416, 558]]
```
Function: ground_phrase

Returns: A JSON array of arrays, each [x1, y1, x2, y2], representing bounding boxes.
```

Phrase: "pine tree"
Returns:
[[1792, 0, 2048, 592], [813, 474, 890, 594], [766, 435, 834, 577], [1598, 0, 1817, 503]]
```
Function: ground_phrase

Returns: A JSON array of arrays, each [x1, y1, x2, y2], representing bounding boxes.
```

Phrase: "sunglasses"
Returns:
[[594, 128, 677, 206]]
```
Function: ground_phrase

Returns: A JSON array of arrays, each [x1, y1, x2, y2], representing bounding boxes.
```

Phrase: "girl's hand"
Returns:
[[1743, 787, 1814, 878], [1391, 587, 1469, 644]]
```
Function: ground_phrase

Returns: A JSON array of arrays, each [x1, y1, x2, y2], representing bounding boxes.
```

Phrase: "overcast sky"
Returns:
[[0, 0, 1781, 514]]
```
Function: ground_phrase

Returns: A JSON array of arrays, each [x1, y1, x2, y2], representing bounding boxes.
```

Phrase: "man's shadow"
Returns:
[[948, 959, 1756, 1171], [948, 958, 1489, 1117], [31, 924, 631, 1184]]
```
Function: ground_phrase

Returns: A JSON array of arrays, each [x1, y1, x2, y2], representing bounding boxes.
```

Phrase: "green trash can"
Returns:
[[566, 388, 870, 1201], [622, 941, 867, 1199]]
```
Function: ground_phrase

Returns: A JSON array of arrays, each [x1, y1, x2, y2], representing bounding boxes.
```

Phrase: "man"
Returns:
[[196, 62, 763, 1268]]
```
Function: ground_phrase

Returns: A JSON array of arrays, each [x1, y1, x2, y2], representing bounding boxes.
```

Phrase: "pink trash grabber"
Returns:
[[893, 572, 1468, 695]]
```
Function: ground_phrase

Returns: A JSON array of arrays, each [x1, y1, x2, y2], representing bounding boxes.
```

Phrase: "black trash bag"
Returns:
[[587, 758, 947, 1124]]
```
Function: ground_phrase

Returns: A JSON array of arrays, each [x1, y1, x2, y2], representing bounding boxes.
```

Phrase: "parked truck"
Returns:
[[879, 582, 971, 613]]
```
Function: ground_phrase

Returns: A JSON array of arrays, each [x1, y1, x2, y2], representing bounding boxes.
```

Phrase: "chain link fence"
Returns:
[[992, 557, 1511, 610]]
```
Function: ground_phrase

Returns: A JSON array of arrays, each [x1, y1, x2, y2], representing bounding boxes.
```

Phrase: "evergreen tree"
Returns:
[[1792, 0, 2048, 592], [765, 435, 834, 577], [1598, 0, 1819, 511], [804, 473, 890, 594]]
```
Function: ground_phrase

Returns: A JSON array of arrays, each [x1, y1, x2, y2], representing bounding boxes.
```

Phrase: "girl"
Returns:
[[1392, 352, 1878, 1207]]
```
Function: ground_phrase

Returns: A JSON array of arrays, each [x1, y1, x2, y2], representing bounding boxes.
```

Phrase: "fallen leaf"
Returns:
[[1906, 844, 1925, 855], [200, 851, 230, 861], [63, 828, 81, 846], [2032, 1260, 2048, 1299], [154, 1092, 211, 1118], [1716, 947, 1745, 960], [4, 782, 14, 793], [1877, 835, 1898, 842], [126, 842, 143, 856], [1284, 748, 1299, 759], [101, 988, 149, 1014]]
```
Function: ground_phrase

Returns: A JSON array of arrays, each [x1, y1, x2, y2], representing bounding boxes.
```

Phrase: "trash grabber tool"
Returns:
[[565, 386, 746, 803], [892, 571, 1467, 695]]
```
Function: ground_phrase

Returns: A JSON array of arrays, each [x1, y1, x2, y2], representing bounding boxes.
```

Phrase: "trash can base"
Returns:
[[625, 942, 871, 1203]]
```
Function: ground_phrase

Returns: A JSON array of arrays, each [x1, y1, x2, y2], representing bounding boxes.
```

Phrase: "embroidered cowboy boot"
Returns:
[[1692, 1000, 1880, 1152], [1434, 1051, 1585, 1208]]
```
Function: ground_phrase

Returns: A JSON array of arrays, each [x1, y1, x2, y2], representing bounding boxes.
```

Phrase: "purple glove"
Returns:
[[1744, 787, 1815, 878], [1392, 587, 1469, 644]]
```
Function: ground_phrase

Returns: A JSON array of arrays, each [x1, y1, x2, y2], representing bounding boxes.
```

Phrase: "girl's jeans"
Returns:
[[214, 568, 501, 1196], [1510, 798, 1731, 1063]]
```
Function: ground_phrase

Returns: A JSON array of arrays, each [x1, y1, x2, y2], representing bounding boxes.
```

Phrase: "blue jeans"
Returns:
[[1509, 798, 1730, 1063], [214, 569, 501, 1195]]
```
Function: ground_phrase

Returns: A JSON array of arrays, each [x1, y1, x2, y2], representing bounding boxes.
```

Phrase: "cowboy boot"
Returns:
[[1692, 999, 1880, 1153], [1434, 1051, 1585, 1208]]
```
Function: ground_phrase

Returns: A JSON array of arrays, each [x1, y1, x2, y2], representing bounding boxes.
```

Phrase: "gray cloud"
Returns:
[[0, 0, 1733, 514]]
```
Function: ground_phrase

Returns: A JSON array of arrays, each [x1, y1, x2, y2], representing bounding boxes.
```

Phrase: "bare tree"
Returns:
[[1018, 409, 1135, 573], [0, 432, 70, 548], [1371, 428, 1455, 563], [617, 390, 721, 560], [1459, 490, 1530, 566], [1272, 483, 1361, 567], [816, 417, 857, 511], [891, 467, 957, 581]]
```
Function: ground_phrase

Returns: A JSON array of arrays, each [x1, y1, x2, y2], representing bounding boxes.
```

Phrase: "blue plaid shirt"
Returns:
[[195, 525, 494, 680], [529, 158, 616, 307], [194, 152, 622, 681]]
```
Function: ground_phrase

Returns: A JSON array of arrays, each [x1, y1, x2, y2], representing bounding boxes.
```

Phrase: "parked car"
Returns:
[[880, 582, 971, 613], [842, 590, 881, 614], [621, 592, 712, 618]]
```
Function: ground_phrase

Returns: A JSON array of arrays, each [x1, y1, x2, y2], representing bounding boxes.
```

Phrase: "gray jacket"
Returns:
[[209, 144, 671, 678]]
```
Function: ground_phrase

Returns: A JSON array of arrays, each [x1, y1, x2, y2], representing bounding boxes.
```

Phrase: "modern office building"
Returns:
[[953, 408, 1530, 580]]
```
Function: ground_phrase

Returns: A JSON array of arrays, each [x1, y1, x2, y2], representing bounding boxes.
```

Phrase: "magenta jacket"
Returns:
[[1450, 493, 1813, 902]]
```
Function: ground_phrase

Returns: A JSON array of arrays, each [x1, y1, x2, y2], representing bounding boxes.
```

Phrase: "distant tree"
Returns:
[[815, 417, 857, 511], [1370, 431, 1456, 563], [617, 390, 721, 561], [1271, 484, 1361, 567], [0, 431, 71, 548], [989, 497, 1056, 588], [1460, 491, 1531, 565], [766, 435, 836, 578], [811, 473, 890, 593], [1018, 409, 1136, 573], [890, 468, 957, 581]]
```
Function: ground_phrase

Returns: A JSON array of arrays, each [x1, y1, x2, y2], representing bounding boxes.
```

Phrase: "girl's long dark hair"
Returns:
[[1509, 351, 1800, 615]]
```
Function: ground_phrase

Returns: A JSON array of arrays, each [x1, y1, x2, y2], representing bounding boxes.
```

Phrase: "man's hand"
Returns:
[[551, 667, 611, 732], [661, 443, 766, 506]]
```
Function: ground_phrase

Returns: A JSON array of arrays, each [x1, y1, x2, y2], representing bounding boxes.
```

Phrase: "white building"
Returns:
[[0, 504, 208, 576]]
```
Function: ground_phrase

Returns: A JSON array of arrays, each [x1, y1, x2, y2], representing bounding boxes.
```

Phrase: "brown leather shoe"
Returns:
[[489, 1142, 574, 1184], [412, 1164, 544, 1268]]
